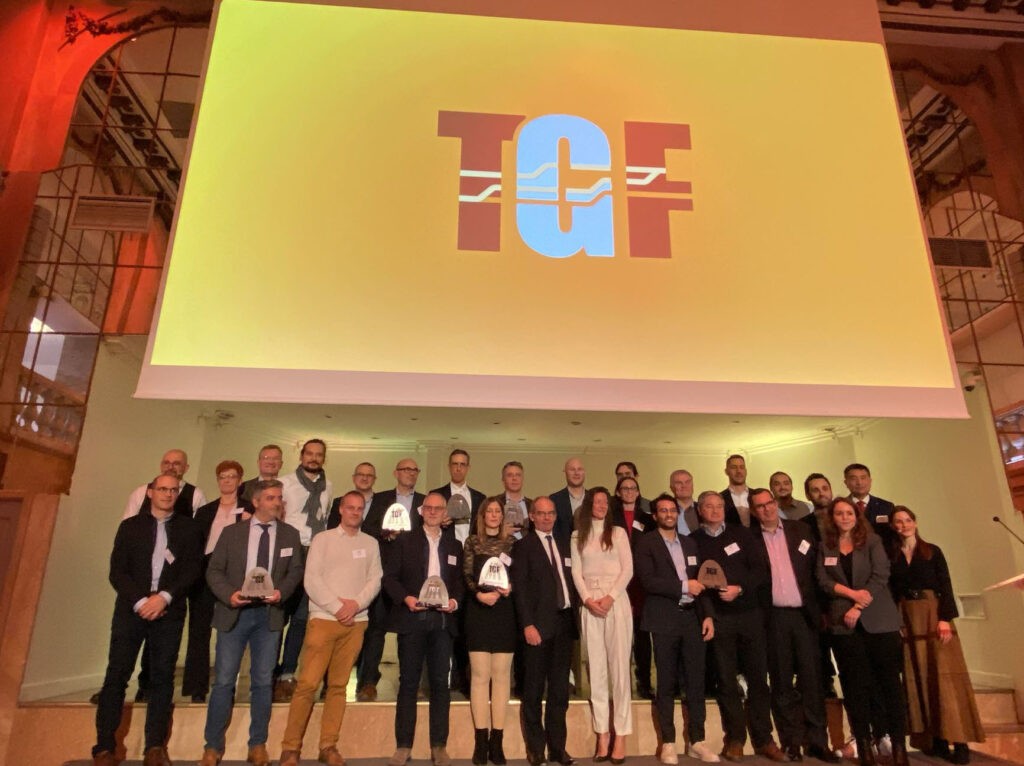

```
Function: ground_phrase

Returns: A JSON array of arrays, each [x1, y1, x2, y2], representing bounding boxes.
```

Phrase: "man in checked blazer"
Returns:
[[511, 495, 580, 766], [199, 479, 305, 766]]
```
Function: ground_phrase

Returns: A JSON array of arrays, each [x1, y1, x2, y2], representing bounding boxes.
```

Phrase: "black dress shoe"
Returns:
[[89, 691, 101, 705], [806, 746, 841, 763], [191, 693, 206, 703], [786, 745, 803, 761], [527, 750, 547, 766], [552, 752, 575, 766]]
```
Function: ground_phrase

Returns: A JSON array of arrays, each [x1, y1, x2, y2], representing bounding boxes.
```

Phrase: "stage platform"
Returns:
[[15, 693, 1024, 766]]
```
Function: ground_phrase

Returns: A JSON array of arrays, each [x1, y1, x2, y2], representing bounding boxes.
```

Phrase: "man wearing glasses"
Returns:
[[358, 458, 426, 701], [91, 474, 204, 766], [327, 461, 378, 529]]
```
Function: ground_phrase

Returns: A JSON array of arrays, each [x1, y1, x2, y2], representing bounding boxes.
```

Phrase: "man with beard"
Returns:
[[274, 438, 333, 701]]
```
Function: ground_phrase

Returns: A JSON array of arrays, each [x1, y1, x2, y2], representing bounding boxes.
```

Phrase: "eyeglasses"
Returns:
[[397, 467, 420, 473], [752, 499, 778, 512], [620, 486, 639, 493], [354, 472, 376, 479], [153, 486, 180, 494]]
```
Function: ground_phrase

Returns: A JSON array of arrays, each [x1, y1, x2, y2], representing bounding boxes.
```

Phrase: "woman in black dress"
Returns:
[[463, 496, 517, 765], [890, 507, 984, 763]]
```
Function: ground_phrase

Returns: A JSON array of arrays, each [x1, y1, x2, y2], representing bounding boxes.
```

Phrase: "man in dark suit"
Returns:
[[802, 474, 839, 701], [326, 461, 377, 530], [635, 493, 718, 765], [199, 479, 305, 766], [239, 444, 283, 502], [750, 488, 840, 764], [720, 454, 751, 528], [692, 491, 787, 763], [357, 457, 426, 701], [511, 496, 579, 766], [498, 460, 532, 538], [670, 469, 701, 535], [549, 457, 586, 544], [430, 448, 485, 694], [91, 473, 203, 766], [843, 463, 897, 551], [383, 493, 465, 766]]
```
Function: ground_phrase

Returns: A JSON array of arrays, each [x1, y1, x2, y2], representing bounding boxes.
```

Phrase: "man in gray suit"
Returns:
[[199, 479, 305, 766]]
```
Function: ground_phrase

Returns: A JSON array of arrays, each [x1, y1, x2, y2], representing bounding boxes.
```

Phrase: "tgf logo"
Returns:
[[438, 111, 692, 259]]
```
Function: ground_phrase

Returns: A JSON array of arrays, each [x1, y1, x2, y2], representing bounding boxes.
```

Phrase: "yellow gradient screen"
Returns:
[[140, 0, 964, 417]]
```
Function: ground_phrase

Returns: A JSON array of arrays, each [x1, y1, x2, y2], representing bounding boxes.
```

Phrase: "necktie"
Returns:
[[855, 500, 866, 516], [257, 523, 271, 570], [546, 534, 566, 609]]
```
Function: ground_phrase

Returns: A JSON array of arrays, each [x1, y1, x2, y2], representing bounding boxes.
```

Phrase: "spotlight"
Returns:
[[984, 0, 1004, 10], [918, 0, 937, 7], [951, 0, 971, 9]]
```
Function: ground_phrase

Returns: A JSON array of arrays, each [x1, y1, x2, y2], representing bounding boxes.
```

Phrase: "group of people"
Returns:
[[88, 445, 985, 766]]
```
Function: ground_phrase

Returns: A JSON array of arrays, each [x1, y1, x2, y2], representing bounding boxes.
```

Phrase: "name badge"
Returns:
[[499, 552, 512, 566], [798, 539, 810, 555], [632, 519, 644, 531], [564, 557, 572, 567], [687, 555, 697, 566], [875, 514, 889, 524], [824, 556, 838, 567], [724, 542, 740, 556], [164, 549, 175, 565], [280, 547, 293, 558], [353, 549, 366, 559], [447, 554, 457, 566]]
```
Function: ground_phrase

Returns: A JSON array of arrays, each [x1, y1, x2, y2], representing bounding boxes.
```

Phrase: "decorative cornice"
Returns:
[[61, 5, 212, 50]]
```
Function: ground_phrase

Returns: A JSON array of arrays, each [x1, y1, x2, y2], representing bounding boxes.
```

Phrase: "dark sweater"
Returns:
[[692, 524, 766, 615]]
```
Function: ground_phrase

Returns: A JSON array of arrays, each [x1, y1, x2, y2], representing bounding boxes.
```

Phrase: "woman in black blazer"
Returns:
[[817, 498, 907, 766]]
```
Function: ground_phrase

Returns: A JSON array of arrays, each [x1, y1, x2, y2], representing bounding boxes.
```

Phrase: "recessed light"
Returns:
[[492, 421, 501, 425], [370, 436, 380, 440], [450, 436, 459, 440], [517, 437, 526, 441], [663, 440, 672, 444], [570, 420, 582, 426], [593, 438, 602, 442], [410, 417, 419, 421]]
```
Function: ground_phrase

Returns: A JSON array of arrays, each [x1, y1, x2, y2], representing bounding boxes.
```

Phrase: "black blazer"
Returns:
[[325, 492, 374, 531], [751, 520, 821, 627], [108, 511, 204, 621], [363, 489, 426, 541], [511, 531, 580, 640], [383, 526, 465, 634], [817, 534, 902, 635], [720, 487, 748, 527], [193, 496, 253, 548], [634, 530, 714, 633], [206, 519, 305, 632], [431, 483, 487, 531], [610, 499, 657, 541], [855, 495, 898, 551], [549, 487, 580, 545]]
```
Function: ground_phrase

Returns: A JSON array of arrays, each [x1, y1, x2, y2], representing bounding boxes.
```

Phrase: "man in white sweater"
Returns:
[[278, 491, 382, 766]]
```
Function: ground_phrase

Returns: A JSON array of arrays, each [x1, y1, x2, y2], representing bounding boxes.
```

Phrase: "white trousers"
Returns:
[[580, 590, 634, 735]]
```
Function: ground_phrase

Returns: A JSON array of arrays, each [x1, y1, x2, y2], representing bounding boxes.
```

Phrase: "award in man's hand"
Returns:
[[504, 499, 525, 531], [447, 495, 471, 523], [477, 556, 510, 592], [417, 575, 450, 609], [240, 567, 275, 602], [697, 560, 728, 591], [382, 502, 412, 532]]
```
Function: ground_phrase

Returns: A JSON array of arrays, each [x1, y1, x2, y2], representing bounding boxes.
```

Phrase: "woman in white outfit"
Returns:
[[571, 487, 634, 764]]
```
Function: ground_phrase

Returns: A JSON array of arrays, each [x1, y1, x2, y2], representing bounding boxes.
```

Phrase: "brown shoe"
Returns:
[[273, 677, 297, 703], [92, 751, 118, 766], [200, 748, 222, 766], [755, 743, 790, 763], [721, 743, 745, 762], [319, 745, 346, 765], [356, 683, 378, 702], [247, 743, 271, 766], [142, 747, 171, 766], [278, 750, 301, 766]]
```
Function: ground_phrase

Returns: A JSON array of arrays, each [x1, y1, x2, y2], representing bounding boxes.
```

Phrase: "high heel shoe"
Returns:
[[594, 733, 611, 763], [610, 735, 627, 765]]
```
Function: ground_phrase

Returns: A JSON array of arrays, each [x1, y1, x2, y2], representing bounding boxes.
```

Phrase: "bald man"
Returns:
[[123, 449, 208, 519], [549, 457, 586, 545]]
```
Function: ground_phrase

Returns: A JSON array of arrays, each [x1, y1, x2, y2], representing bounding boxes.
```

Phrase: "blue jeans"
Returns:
[[204, 606, 279, 752]]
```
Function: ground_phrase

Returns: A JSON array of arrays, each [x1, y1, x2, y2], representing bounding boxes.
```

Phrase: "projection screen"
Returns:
[[136, 0, 966, 417]]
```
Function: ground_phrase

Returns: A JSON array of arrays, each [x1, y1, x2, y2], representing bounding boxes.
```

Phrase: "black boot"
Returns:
[[489, 729, 507, 765], [856, 739, 876, 766], [951, 743, 970, 764], [474, 729, 489, 765], [930, 739, 951, 759], [891, 740, 909, 766]]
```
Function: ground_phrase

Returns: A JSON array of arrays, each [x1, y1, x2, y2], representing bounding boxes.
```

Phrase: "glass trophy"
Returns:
[[504, 499, 525, 536], [697, 560, 728, 591], [382, 502, 412, 532], [477, 556, 510, 592], [447, 494, 471, 523], [240, 566, 274, 602], [417, 575, 450, 609]]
